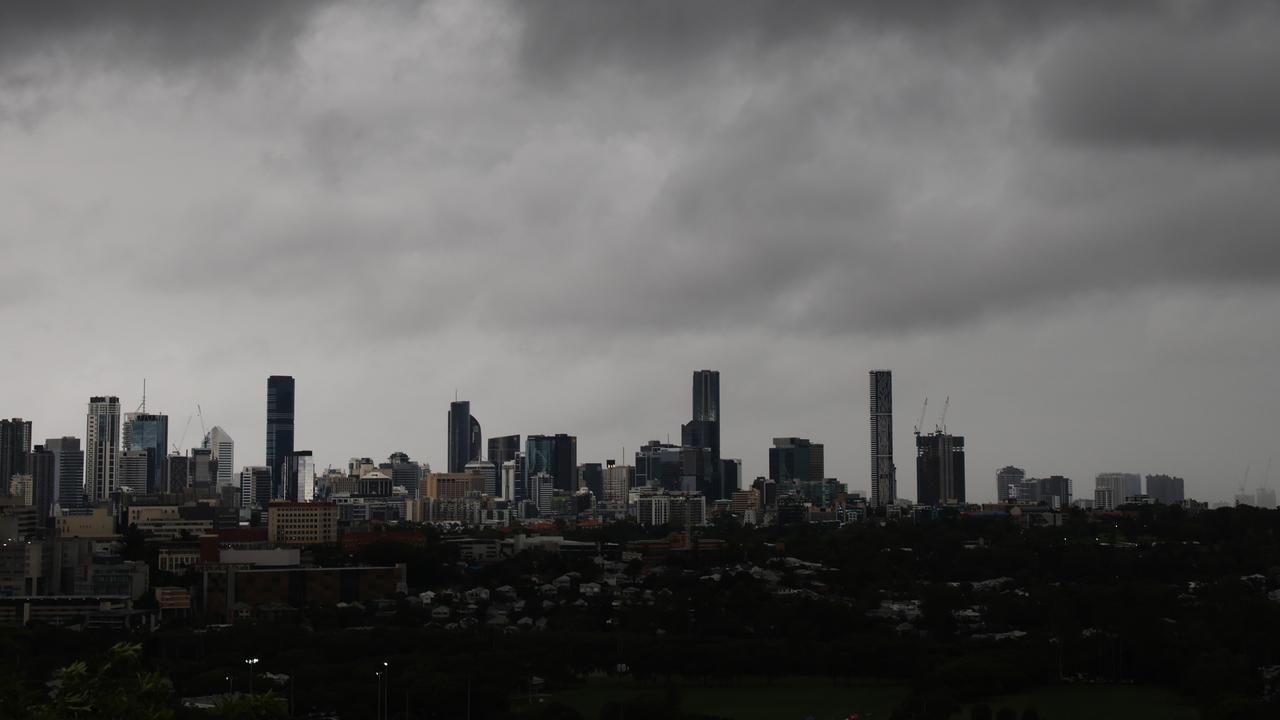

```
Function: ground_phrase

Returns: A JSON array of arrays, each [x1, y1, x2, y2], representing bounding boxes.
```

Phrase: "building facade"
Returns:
[[122, 413, 168, 494], [266, 375, 295, 491], [915, 431, 965, 506], [870, 370, 895, 507], [85, 397, 121, 505]]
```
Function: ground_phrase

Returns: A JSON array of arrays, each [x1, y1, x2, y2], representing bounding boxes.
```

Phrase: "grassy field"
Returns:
[[967, 684, 1200, 720], [538, 678, 1200, 720]]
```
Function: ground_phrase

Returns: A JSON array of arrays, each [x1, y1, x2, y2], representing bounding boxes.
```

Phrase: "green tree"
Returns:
[[33, 642, 173, 720]]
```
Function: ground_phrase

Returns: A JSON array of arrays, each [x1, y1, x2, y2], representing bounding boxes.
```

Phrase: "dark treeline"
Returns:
[[2, 506, 1279, 719]]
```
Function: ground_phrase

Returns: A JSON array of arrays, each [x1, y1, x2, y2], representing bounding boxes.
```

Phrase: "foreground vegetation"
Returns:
[[3, 505, 1279, 719]]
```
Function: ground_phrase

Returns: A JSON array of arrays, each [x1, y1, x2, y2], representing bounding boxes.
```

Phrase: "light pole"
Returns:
[[382, 662, 390, 720], [225, 675, 233, 695], [375, 671, 382, 720], [245, 658, 259, 695]]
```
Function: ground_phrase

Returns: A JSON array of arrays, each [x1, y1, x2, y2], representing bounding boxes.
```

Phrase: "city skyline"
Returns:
[[3, 1, 1280, 503], [2, 365, 1270, 505]]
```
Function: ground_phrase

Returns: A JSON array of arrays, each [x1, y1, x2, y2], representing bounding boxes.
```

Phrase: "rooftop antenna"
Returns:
[[136, 378, 147, 413]]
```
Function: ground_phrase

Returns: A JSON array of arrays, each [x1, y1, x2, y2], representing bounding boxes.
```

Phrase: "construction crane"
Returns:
[[196, 404, 208, 445], [914, 398, 928, 436], [937, 396, 950, 434], [1239, 465, 1251, 495]]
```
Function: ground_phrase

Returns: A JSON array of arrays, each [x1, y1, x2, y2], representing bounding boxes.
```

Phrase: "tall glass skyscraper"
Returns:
[[123, 413, 168, 494], [525, 434, 577, 494], [447, 400, 480, 473], [687, 370, 724, 498], [266, 376, 295, 487], [870, 370, 896, 507], [46, 437, 84, 510]]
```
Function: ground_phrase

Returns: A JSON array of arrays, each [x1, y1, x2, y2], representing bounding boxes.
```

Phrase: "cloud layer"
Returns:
[[2, 0, 1278, 501]]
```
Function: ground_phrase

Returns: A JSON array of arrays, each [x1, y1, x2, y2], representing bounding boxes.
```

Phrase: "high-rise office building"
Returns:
[[465, 460, 497, 496], [85, 396, 121, 504], [0, 418, 33, 494], [46, 437, 84, 511], [525, 434, 577, 494], [240, 466, 272, 509], [26, 444, 56, 520], [996, 466, 1026, 502], [266, 375, 295, 489], [122, 412, 168, 494], [915, 431, 965, 506], [602, 463, 635, 505], [769, 437, 825, 485], [721, 458, 743, 495], [635, 441, 682, 490], [118, 450, 150, 494], [1096, 473, 1141, 506], [282, 451, 315, 502], [1034, 475, 1073, 508], [204, 426, 235, 490], [448, 401, 483, 473], [1145, 474, 1185, 505], [687, 369, 723, 499], [388, 453, 425, 499], [189, 448, 217, 489], [870, 370, 895, 507], [167, 452, 189, 492], [500, 459, 521, 501], [578, 462, 604, 499]]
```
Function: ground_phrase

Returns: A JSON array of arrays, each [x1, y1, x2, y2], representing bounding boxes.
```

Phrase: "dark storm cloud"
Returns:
[[1036, 8, 1280, 149], [510, 0, 1159, 77], [0, 0, 335, 70]]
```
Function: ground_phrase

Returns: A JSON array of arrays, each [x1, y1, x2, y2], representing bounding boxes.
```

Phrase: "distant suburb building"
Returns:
[[267, 502, 338, 546]]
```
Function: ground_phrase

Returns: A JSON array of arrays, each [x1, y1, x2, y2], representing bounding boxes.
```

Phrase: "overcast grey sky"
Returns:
[[3, 0, 1279, 502]]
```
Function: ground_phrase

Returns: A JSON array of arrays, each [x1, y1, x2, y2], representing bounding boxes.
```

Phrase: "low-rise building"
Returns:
[[266, 502, 339, 546]]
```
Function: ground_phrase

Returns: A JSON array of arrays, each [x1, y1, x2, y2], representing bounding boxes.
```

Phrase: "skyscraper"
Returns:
[[46, 437, 84, 510], [687, 370, 724, 499], [447, 401, 481, 473], [266, 375, 295, 489], [282, 450, 315, 502], [26, 444, 56, 519], [1096, 473, 1141, 505], [1145, 474, 1185, 505], [0, 418, 33, 495], [85, 396, 121, 504], [870, 370, 895, 507], [204, 426, 235, 490], [769, 438, 825, 485], [578, 462, 604, 499], [123, 412, 168, 494], [240, 466, 272, 509], [916, 431, 966, 506], [526, 434, 577, 493], [118, 450, 150, 494], [996, 466, 1026, 502]]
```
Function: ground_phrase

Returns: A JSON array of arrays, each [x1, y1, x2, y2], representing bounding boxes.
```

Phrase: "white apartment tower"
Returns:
[[85, 396, 121, 504]]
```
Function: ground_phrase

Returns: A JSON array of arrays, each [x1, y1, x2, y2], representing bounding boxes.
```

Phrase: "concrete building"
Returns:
[[85, 397, 121, 504], [239, 466, 272, 509], [464, 460, 497, 497], [916, 431, 966, 506], [1145, 474, 1186, 505], [46, 437, 84, 511], [1096, 473, 1141, 507], [870, 370, 895, 507], [267, 502, 339, 546], [996, 466, 1026, 502], [0, 419, 32, 497], [602, 463, 634, 505], [117, 450, 150, 494]]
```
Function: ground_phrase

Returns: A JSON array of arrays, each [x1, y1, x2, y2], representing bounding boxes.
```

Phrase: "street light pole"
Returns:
[[375, 671, 382, 720], [382, 661, 389, 720], [245, 658, 259, 695]]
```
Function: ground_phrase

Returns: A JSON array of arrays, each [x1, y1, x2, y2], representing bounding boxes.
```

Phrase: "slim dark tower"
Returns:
[[688, 370, 723, 499], [448, 401, 475, 473], [266, 376, 295, 487], [0, 418, 33, 496], [870, 370, 896, 507]]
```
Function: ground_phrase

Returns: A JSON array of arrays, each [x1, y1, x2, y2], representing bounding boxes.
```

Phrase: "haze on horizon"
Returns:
[[2, 0, 1279, 503]]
